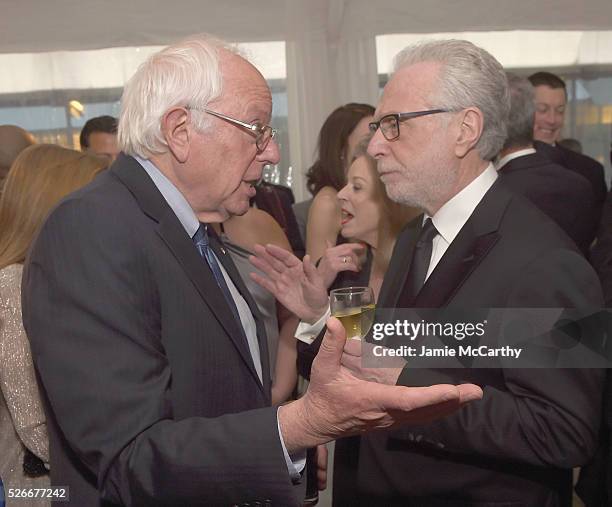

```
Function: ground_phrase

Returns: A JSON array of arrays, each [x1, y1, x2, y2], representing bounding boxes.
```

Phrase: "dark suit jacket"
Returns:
[[576, 190, 612, 506], [534, 140, 607, 216], [22, 155, 301, 506], [498, 151, 599, 255], [300, 180, 604, 506], [359, 181, 604, 507], [592, 190, 612, 306]]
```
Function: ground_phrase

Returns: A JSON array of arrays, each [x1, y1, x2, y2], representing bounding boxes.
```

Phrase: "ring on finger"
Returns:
[[342, 256, 348, 263]]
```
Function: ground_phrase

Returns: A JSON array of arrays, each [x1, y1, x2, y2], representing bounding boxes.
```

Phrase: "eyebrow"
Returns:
[[535, 102, 565, 107], [371, 110, 395, 121]]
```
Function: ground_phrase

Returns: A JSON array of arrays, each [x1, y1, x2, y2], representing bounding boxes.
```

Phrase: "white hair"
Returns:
[[392, 39, 510, 161], [118, 34, 243, 158]]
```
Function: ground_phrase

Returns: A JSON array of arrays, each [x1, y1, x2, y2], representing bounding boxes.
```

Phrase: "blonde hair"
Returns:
[[0, 144, 107, 269]]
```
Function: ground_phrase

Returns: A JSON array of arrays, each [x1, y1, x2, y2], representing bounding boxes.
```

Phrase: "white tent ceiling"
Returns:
[[2, 0, 612, 54], [2, 0, 612, 199]]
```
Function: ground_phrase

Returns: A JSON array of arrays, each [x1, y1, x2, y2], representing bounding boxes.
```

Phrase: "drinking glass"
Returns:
[[329, 286, 375, 340]]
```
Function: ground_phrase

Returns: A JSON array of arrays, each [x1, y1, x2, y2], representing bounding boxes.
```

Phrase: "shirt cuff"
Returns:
[[295, 308, 330, 344], [277, 408, 306, 481]]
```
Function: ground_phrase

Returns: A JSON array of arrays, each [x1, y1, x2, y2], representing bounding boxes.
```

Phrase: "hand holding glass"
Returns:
[[330, 287, 375, 340]]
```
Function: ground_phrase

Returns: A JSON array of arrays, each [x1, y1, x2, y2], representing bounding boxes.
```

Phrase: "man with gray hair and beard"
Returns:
[[253, 39, 604, 506], [496, 73, 598, 255]]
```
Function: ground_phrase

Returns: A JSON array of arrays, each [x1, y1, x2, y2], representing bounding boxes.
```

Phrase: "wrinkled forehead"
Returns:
[[216, 52, 272, 113], [377, 61, 442, 115]]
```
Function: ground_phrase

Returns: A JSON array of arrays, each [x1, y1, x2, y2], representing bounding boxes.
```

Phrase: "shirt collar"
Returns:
[[496, 147, 537, 171], [134, 156, 200, 238], [428, 163, 498, 245]]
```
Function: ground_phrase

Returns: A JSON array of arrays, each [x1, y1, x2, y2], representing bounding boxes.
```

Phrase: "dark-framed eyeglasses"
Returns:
[[368, 109, 449, 141], [188, 107, 277, 152]]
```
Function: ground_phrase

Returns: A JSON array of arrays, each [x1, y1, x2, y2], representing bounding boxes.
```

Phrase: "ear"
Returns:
[[454, 107, 484, 158], [160, 107, 191, 163]]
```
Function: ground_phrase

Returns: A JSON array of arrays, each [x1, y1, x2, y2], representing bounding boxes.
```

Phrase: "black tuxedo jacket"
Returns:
[[592, 190, 612, 306], [356, 180, 605, 507], [498, 151, 599, 255], [22, 155, 301, 506], [300, 180, 604, 506], [534, 140, 607, 215], [576, 190, 612, 506]]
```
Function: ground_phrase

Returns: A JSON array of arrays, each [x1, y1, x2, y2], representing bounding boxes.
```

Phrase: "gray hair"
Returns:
[[502, 73, 535, 150], [118, 34, 242, 158], [392, 39, 510, 161]]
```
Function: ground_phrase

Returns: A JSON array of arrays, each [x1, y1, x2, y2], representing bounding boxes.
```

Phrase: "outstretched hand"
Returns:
[[249, 244, 329, 323], [278, 317, 483, 452], [249, 242, 366, 323]]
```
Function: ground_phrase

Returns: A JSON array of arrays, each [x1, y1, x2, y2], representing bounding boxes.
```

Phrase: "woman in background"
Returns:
[[256, 141, 419, 413], [293, 103, 374, 263], [0, 145, 107, 506]]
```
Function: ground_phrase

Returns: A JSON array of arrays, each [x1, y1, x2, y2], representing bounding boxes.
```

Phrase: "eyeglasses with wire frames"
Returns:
[[187, 107, 277, 152], [368, 109, 449, 141]]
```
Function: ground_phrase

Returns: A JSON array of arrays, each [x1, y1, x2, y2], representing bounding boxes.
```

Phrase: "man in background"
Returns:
[[79, 115, 120, 162], [496, 73, 598, 254], [0, 124, 35, 191], [528, 71, 607, 220]]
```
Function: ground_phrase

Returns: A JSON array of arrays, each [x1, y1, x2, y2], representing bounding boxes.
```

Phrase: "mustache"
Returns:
[[377, 160, 400, 173]]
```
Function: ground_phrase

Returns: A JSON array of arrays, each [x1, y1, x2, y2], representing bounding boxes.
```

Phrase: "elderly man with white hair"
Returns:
[[253, 39, 605, 506], [20, 34, 482, 507]]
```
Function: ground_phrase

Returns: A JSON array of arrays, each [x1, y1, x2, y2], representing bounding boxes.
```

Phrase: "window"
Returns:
[[0, 41, 293, 186]]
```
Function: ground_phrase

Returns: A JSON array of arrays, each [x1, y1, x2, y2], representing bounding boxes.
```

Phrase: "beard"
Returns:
[[377, 155, 458, 215]]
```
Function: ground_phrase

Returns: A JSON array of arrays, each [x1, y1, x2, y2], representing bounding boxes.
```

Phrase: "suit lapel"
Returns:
[[207, 229, 272, 397], [111, 155, 265, 392], [414, 224, 499, 307], [389, 181, 512, 309], [378, 218, 421, 308]]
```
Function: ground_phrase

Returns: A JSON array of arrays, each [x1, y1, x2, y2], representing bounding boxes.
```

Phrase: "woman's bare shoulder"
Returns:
[[228, 208, 291, 252]]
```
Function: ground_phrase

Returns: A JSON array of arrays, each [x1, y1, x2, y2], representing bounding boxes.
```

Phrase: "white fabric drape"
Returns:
[[285, 0, 380, 200], [2, 0, 612, 197]]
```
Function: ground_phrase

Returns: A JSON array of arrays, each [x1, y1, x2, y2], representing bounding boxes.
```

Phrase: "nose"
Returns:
[[543, 109, 556, 125], [337, 183, 349, 201], [256, 138, 280, 165], [367, 128, 388, 159]]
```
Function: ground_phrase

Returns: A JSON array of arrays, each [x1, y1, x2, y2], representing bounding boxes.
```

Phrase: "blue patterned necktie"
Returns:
[[193, 223, 245, 333]]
